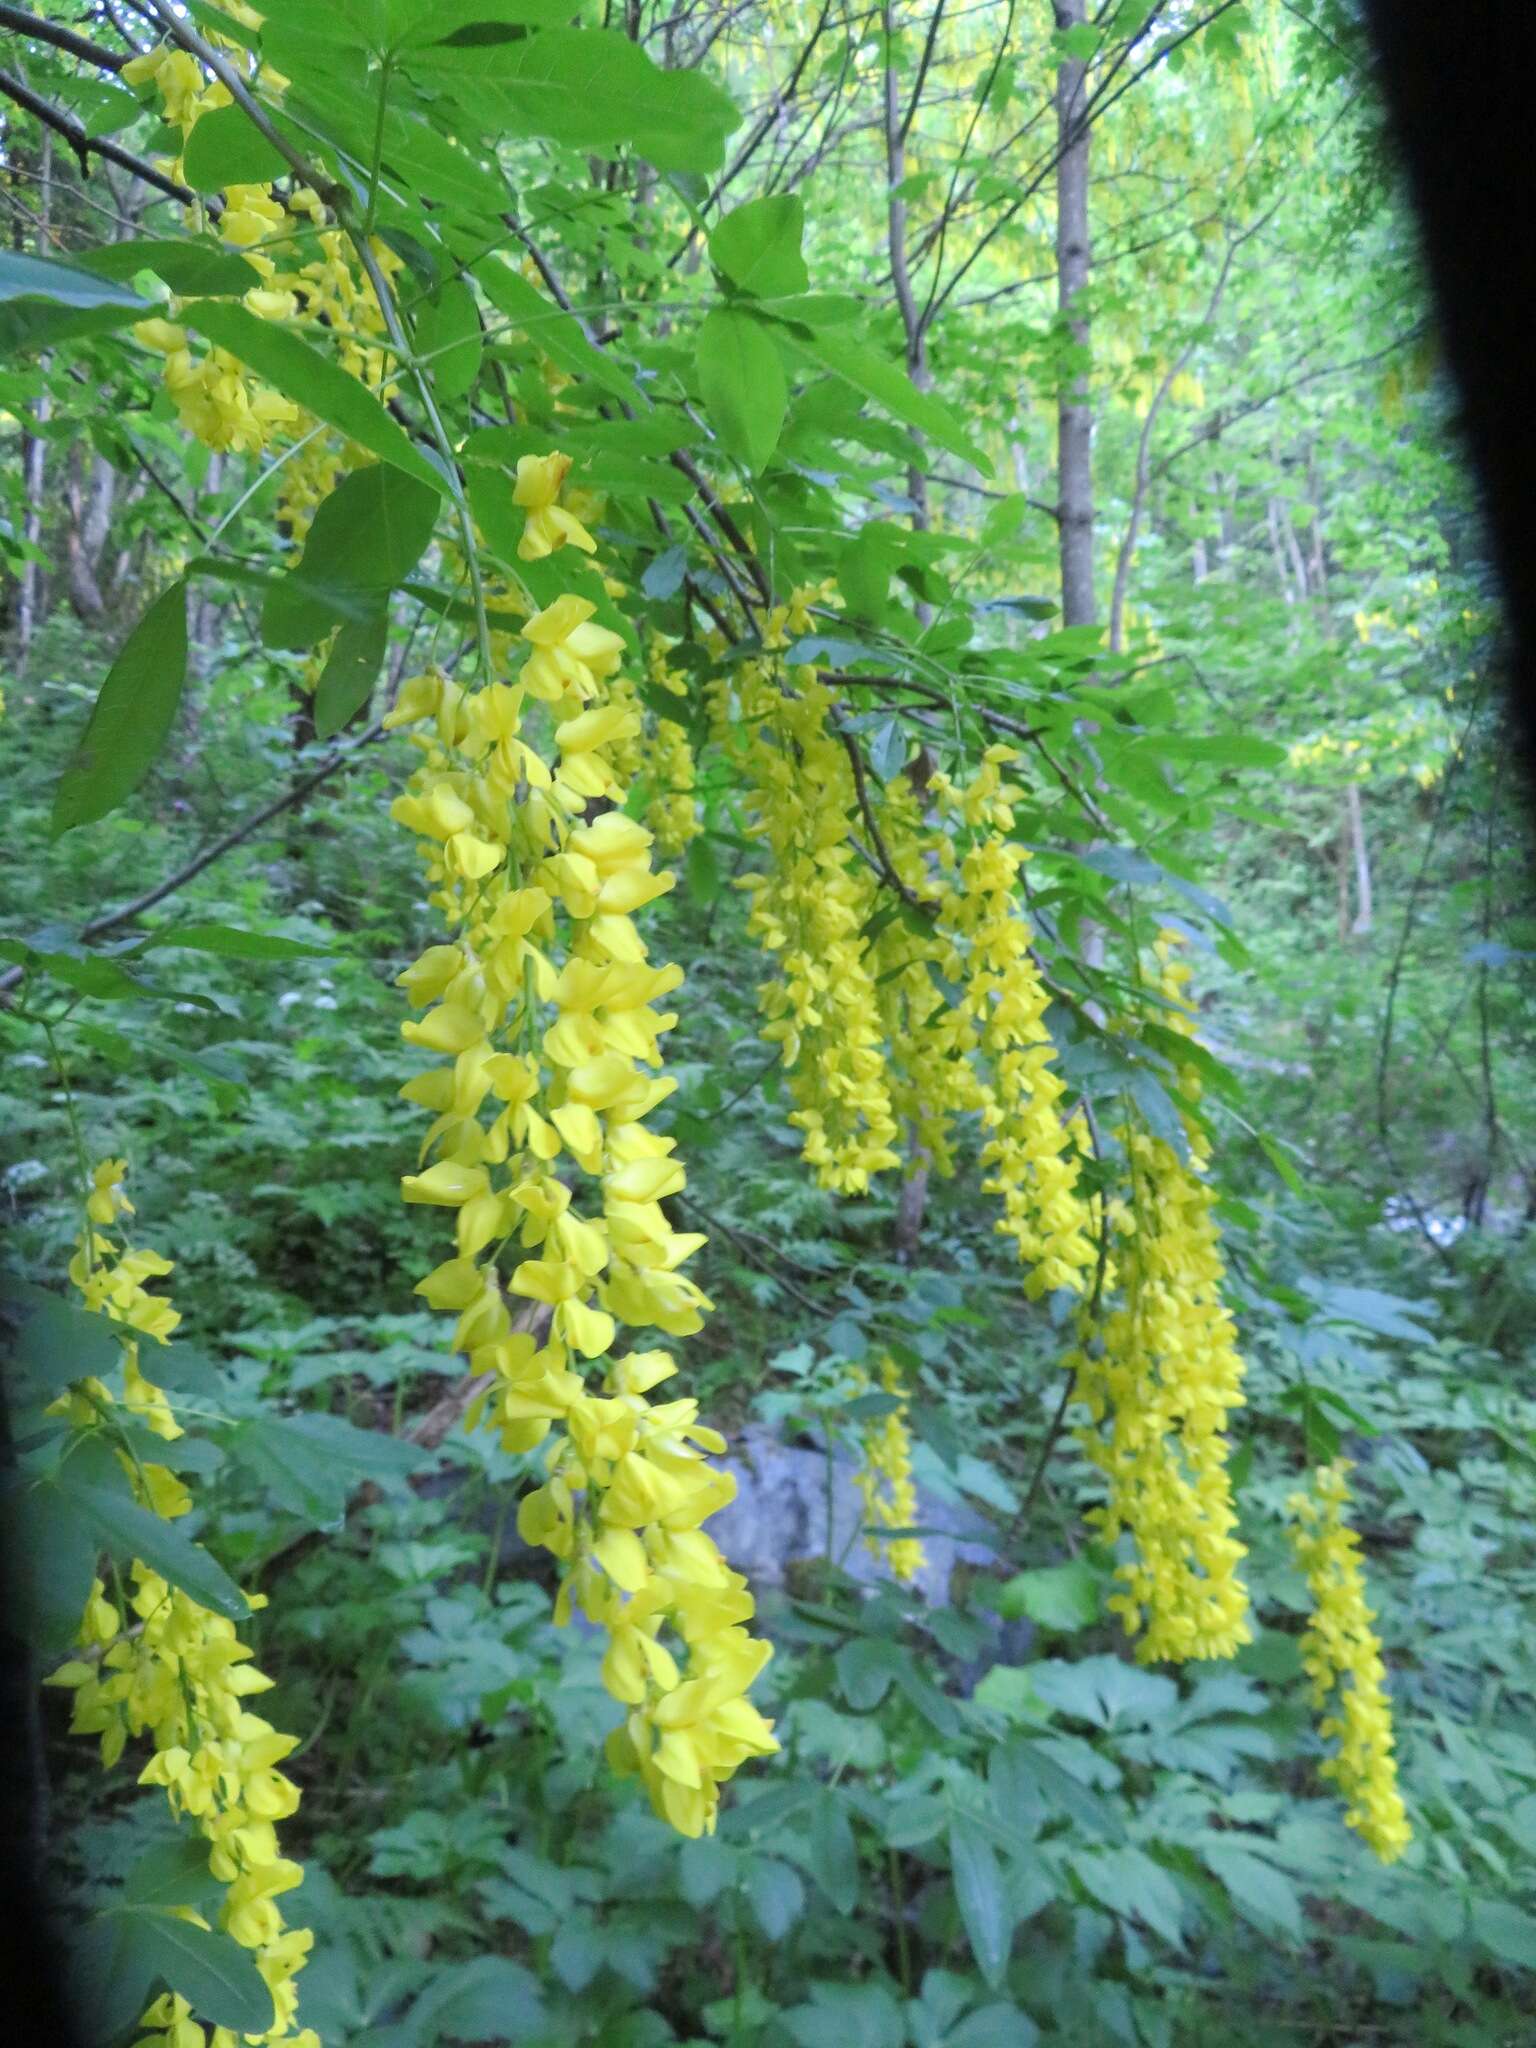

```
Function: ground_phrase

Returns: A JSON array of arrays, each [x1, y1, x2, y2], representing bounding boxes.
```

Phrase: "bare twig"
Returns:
[[0, 5, 130, 70], [0, 68, 193, 203]]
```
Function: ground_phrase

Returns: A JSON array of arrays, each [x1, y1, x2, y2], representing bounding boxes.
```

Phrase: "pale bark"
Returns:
[[1055, 0, 1094, 628]]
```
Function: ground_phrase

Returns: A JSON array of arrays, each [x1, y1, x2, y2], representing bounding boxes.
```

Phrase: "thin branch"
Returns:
[[0, 68, 193, 203], [0, 5, 130, 70], [836, 727, 939, 917], [0, 724, 389, 997]]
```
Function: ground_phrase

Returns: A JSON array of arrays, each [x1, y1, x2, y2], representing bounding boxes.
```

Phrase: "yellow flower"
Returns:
[[393, 497, 773, 1836], [852, 1355, 926, 1583], [50, 1164, 316, 2045], [514, 451, 597, 560], [1288, 1461, 1412, 1862]]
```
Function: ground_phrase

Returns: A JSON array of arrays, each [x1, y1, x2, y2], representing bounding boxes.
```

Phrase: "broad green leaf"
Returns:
[[405, 1954, 547, 2039], [51, 580, 188, 837], [0, 248, 149, 324], [77, 239, 263, 297], [182, 103, 291, 191], [123, 1838, 222, 1913], [948, 1815, 1013, 1989], [264, 462, 438, 648], [315, 615, 390, 737], [808, 1794, 860, 1914], [1200, 1843, 1304, 1942], [988, 1558, 1101, 1632], [2, 1479, 99, 1647], [473, 259, 643, 404], [2, 1282, 122, 1395], [0, 248, 150, 356], [415, 278, 483, 400], [375, 108, 511, 218], [136, 923, 334, 961], [1071, 1846, 1186, 1948], [229, 1412, 427, 1531], [748, 1856, 806, 1941], [412, 27, 740, 174], [122, 1908, 275, 2032], [71, 1482, 247, 1621], [696, 307, 786, 474], [182, 302, 445, 493], [711, 194, 809, 298], [392, 0, 574, 46], [794, 328, 993, 474]]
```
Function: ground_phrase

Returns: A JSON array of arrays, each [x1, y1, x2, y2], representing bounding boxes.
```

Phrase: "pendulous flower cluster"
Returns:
[[1069, 932, 1251, 1662], [391, 452, 775, 1837], [46, 1160, 317, 2048], [851, 1355, 926, 1585], [1287, 1460, 1412, 1862], [735, 645, 901, 1195]]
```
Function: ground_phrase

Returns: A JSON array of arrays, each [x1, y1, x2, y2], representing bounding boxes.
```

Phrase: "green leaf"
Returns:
[[988, 1558, 1101, 1633], [51, 580, 188, 837], [808, 1793, 860, 1914], [2, 1479, 99, 1648], [229, 1412, 427, 1531], [1150, 733, 1288, 770], [473, 258, 643, 405], [121, 1907, 275, 2032], [136, 923, 333, 960], [416, 278, 483, 400], [1071, 1847, 1186, 1948], [0, 249, 150, 356], [315, 615, 390, 738], [77, 239, 263, 297], [405, 1954, 547, 2040], [748, 1856, 806, 1941], [71, 1482, 247, 1621], [696, 307, 786, 474], [794, 328, 993, 474], [949, 1814, 1013, 1989], [1200, 1843, 1304, 1942], [866, 717, 908, 783], [123, 1838, 222, 1913], [411, 27, 740, 174], [182, 103, 291, 191], [264, 462, 439, 648], [2, 1282, 123, 1395], [783, 1981, 905, 2048], [182, 301, 445, 493], [711, 194, 809, 298]]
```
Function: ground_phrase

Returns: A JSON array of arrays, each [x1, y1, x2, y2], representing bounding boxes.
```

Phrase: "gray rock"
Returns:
[[708, 1423, 1001, 1606]]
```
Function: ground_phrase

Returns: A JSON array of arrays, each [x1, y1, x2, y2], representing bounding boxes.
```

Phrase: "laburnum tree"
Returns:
[[0, 1, 1465, 2041]]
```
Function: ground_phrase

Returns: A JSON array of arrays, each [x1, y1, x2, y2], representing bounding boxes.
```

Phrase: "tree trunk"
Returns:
[[64, 448, 117, 619], [16, 131, 51, 661], [884, 2, 935, 1252], [1055, 0, 1094, 628], [1346, 781, 1373, 936]]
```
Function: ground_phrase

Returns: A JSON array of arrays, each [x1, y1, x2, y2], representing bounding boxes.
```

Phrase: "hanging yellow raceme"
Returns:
[[1287, 1460, 1412, 1862], [125, 31, 398, 546], [391, 451, 776, 1838], [1069, 931, 1251, 1663], [933, 747, 1097, 1298], [735, 630, 901, 1194], [851, 1355, 926, 1585], [45, 1161, 318, 2048]]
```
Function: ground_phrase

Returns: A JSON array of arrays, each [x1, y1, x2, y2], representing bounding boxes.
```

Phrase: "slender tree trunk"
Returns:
[[16, 131, 51, 660], [1346, 781, 1373, 935], [1055, 0, 1094, 628], [64, 448, 117, 619], [885, 0, 934, 1257]]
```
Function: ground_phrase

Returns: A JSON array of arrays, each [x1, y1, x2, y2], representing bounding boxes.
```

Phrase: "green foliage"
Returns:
[[4, 0, 1536, 2042]]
